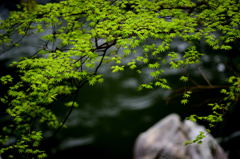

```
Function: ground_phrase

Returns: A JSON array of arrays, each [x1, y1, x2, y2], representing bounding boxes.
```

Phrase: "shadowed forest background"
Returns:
[[0, 0, 240, 159]]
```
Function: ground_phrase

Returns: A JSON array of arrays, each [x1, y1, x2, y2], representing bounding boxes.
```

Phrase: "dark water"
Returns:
[[45, 65, 229, 159], [47, 71, 185, 159], [1, 2, 240, 159]]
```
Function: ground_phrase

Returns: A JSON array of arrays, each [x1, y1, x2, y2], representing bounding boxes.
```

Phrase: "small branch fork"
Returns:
[[51, 39, 116, 138]]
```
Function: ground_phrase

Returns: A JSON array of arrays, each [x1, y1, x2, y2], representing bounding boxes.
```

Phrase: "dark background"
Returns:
[[0, 1, 240, 159]]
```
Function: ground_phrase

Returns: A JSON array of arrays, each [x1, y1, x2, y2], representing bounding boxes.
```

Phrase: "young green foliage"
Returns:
[[0, 0, 239, 157]]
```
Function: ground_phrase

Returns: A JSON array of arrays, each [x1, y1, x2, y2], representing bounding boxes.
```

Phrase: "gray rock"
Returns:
[[134, 114, 228, 159]]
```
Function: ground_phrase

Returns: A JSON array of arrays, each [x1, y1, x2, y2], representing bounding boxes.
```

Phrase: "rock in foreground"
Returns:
[[134, 114, 228, 159]]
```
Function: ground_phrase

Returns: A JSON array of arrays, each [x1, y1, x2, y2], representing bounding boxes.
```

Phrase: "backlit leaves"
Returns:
[[0, 0, 239, 157]]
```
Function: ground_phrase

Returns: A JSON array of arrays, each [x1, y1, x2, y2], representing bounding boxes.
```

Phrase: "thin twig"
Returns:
[[198, 67, 213, 87], [51, 80, 87, 138]]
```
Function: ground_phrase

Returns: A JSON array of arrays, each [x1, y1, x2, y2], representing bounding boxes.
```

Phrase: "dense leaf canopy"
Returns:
[[0, 0, 239, 158]]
